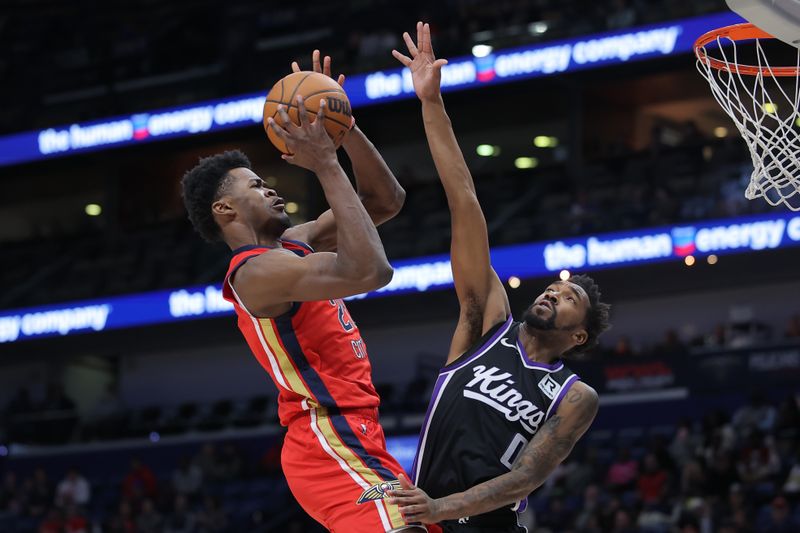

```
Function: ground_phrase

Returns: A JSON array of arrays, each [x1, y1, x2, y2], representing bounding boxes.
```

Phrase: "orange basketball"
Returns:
[[262, 71, 352, 154]]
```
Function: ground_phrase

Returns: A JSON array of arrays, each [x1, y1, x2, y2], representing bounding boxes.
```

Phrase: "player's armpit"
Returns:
[[423, 382, 598, 520], [232, 248, 391, 316]]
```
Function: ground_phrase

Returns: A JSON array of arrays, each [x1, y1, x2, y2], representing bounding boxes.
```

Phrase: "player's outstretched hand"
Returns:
[[387, 473, 443, 524], [392, 22, 448, 103], [267, 96, 337, 173], [291, 49, 346, 87]]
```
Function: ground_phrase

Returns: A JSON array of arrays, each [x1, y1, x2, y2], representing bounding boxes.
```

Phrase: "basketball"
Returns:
[[263, 71, 353, 154]]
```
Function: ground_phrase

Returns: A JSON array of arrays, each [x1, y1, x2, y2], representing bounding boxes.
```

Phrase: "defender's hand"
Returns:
[[267, 96, 337, 173], [392, 22, 448, 103], [291, 49, 346, 87], [387, 474, 444, 524]]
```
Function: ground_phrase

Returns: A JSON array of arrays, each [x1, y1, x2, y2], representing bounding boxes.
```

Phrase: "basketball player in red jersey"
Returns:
[[386, 24, 611, 530], [181, 53, 425, 533]]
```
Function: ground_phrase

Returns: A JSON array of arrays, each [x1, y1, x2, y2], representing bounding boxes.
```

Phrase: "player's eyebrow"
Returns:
[[558, 281, 583, 302]]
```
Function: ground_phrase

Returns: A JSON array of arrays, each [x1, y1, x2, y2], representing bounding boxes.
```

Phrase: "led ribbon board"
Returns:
[[1, 211, 798, 344], [0, 12, 744, 167]]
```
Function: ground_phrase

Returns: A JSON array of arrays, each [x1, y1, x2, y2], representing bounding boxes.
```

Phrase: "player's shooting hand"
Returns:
[[292, 49, 346, 87], [267, 96, 337, 173], [387, 474, 443, 524], [392, 22, 448, 103]]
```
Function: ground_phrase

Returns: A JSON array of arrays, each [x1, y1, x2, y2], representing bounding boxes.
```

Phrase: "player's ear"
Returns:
[[212, 197, 235, 217], [572, 328, 588, 347]]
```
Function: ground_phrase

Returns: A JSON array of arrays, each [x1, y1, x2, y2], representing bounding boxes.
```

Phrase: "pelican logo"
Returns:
[[357, 479, 401, 504]]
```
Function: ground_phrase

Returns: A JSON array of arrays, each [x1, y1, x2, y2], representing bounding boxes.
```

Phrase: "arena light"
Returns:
[[684, 255, 696, 266], [528, 21, 548, 34], [149, 431, 160, 443], [285, 202, 299, 214], [472, 44, 493, 58], [713, 126, 728, 138], [514, 157, 538, 169], [707, 254, 718, 265], [508, 276, 521, 288], [0, 445, 7, 457], [533, 136, 558, 148], [84, 203, 102, 216], [763, 102, 778, 114], [559, 269, 571, 281], [476, 144, 500, 157]]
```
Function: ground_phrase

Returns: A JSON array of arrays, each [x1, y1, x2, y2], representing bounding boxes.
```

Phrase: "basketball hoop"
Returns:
[[695, 23, 800, 211]]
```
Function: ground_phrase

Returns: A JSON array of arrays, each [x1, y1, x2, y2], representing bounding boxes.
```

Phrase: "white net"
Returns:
[[696, 33, 800, 211]]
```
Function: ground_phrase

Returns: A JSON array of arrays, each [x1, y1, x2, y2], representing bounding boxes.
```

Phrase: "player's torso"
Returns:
[[413, 317, 579, 527], [222, 242, 379, 425]]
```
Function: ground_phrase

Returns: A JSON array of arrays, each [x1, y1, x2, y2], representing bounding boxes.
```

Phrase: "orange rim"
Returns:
[[694, 23, 800, 77]]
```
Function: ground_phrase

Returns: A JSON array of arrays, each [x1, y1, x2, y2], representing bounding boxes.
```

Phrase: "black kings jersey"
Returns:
[[411, 316, 580, 531]]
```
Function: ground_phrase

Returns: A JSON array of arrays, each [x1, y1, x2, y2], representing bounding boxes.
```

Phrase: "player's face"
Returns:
[[522, 281, 590, 335], [226, 167, 291, 234]]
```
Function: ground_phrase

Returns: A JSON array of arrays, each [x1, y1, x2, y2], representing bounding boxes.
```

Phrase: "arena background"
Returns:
[[1, 1, 799, 532]]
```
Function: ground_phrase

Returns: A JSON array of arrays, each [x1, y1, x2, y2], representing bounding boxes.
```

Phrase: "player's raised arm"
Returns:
[[282, 51, 406, 253], [234, 97, 392, 311], [389, 382, 599, 523], [394, 22, 510, 362]]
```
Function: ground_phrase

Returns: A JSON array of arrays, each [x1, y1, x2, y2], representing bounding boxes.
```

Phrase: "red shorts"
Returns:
[[282, 407, 422, 532]]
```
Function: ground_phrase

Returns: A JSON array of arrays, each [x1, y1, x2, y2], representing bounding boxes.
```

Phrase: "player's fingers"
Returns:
[[312, 49, 321, 72], [337, 73, 345, 87], [402, 32, 418, 57], [291, 61, 300, 73], [276, 105, 292, 128], [323, 55, 332, 77], [433, 58, 448, 70], [416, 21, 423, 53], [315, 98, 327, 125], [295, 96, 310, 127], [422, 22, 432, 54], [397, 473, 416, 490], [267, 118, 289, 140], [392, 49, 412, 67]]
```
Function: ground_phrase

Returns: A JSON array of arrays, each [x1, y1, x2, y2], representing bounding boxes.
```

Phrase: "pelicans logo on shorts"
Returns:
[[357, 479, 401, 504]]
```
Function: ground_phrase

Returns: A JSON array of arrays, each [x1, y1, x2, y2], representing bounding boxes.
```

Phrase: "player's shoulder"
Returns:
[[558, 381, 599, 423]]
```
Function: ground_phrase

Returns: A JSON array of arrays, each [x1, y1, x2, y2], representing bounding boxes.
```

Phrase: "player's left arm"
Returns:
[[388, 382, 599, 523], [282, 51, 405, 252]]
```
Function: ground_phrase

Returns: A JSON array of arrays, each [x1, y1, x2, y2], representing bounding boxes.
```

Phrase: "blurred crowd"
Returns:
[[1, 395, 798, 532], [1, 0, 727, 133], [526, 395, 800, 533]]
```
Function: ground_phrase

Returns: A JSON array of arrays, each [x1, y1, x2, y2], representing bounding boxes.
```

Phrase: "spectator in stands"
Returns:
[[575, 484, 601, 530], [733, 393, 777, 437], [38, 507, 63, 533], [196, 495, 228, 532], [637, 452, 670, 504], [562, 447, 602, 496], [27, 467, 53, 518], [259, 433, 284, 477], [785, 314, 800, 338], [54, 467, 90, 508], [669, 419, 699, 468], [135, 498, 163, 533], [165, 494, 196, 533], [703, 323, 728, 349], [606, 447, 639, 492], [121, 457, 157, 502], [757, 495, 797, 533], [536, 497, 572, 531], [0, 471, 18, 510], [611, 335, 635, 357], [681, 459, 708, 498], [194, 443, 223, 482], [653, 328, 687, 357], [63, 504, 88, 533], [783, 450, 800, 496], [611, 508, 637, 533], [217, 443, 243, 480], [737, 432, 781, 488], [105, 500, 135, 533], [707, 451, 740, 499], [172, 456, 203, 498]]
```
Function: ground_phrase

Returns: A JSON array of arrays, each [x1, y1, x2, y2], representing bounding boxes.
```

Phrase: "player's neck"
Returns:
[[518, 323, 567, 363], [224, 224, 283, 251]]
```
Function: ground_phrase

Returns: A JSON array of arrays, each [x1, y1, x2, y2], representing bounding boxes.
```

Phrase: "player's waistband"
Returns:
[[286, 406, 380, 426]]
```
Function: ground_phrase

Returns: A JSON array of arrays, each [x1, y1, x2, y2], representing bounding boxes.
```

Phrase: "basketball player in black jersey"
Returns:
[[387, 23, 612, 532]]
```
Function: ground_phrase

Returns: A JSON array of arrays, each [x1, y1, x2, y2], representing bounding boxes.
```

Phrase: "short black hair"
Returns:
[[181, 150, 251, 242], [566, 274, 611, 357]]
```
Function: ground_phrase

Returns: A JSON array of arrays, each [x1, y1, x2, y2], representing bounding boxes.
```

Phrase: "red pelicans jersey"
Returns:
[[221, 240, 380, 426]]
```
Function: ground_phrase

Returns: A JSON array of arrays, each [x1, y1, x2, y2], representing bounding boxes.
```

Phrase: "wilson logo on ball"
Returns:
[[326, 97, 352, 117]]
